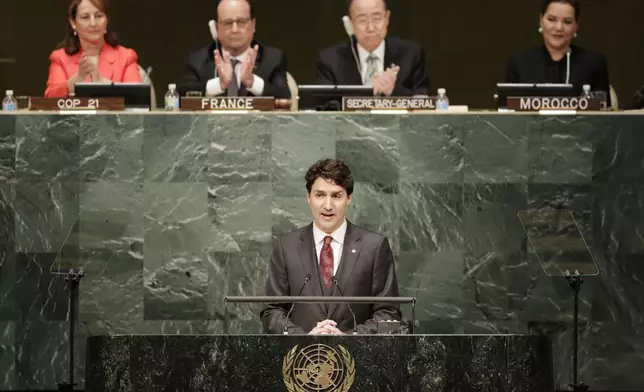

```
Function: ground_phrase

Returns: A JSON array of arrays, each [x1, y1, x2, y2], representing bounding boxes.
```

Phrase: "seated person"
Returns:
[[316, 0, 429, 97], [45, 0, 142, 98], [505, 0, 611, 106], [177, 0, 290, 99], [633, 84, 644, 109]]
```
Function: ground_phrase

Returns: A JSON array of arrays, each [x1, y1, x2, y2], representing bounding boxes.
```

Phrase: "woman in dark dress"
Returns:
[[505, 0, 611, 106]]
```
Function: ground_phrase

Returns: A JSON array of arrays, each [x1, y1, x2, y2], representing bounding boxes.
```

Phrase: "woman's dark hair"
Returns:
[[63, 0, 119, 55], [541, 0, 580, 20], [305, 159, 354, 196]]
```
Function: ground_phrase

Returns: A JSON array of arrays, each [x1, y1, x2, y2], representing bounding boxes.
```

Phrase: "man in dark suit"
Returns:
[[260, 159, 401, 335], [316, 0, 429, 97], [177, 0, 290, 98]]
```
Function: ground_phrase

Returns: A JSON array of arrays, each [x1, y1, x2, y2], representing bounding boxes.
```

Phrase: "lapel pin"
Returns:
[[351, 249, 356, 254]]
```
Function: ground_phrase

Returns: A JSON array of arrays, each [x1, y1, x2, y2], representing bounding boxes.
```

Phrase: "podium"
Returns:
[[85, 334, 553, 391]]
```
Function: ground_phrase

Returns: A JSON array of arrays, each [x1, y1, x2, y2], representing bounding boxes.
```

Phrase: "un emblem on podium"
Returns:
[[282, 344, 355, 392]]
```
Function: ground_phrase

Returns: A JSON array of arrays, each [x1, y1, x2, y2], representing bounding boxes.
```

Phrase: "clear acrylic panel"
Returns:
[[518, 209, 599, 277]]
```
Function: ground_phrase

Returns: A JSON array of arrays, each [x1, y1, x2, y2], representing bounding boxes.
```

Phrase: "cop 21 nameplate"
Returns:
[[29, 97, 125, 111], [342, 97, 436, 111], [181, 97, 276, 111], [507, 96, 602, 111]]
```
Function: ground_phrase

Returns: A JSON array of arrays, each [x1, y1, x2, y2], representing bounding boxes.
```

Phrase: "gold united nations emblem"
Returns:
[[282, 344, 355, 392]]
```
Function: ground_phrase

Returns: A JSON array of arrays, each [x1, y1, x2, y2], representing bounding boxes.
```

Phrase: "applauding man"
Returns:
[[178, 0, 290, 98], [316, 0, 429, 97]]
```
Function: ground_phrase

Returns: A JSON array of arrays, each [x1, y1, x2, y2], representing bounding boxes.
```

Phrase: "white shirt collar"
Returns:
[[313, 219, 348, 246], [229, 48, 249, 63], [357, 40, 386, 66]]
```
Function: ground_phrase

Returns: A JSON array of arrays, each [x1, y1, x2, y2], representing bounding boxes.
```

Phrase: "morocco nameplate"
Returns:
[[507, 96, 601, 111], [342, 96, 436, 112]]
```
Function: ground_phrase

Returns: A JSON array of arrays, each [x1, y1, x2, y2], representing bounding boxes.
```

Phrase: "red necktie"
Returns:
[[320, 236, 334, 288]]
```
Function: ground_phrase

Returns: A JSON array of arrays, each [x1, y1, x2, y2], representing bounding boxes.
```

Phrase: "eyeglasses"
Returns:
[[353, 13, 386, 28], [219, 17, 252, 29]]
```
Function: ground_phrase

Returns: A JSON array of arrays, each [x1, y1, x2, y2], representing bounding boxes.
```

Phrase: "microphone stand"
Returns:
[[57, 268, 84, 392], [333, 278, 358, 335], [283, 274, 311, 335], [565, 269, 589, 392]]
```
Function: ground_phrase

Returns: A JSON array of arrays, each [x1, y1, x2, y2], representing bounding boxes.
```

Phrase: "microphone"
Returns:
[[142, 66, 153, 84], [208, 19, 218, 41], [565, 49, 571, 85], [332, 277, 358, 335], [208, 20, 219, 78], [342, 15, 354, 36], [283, 273, 312, 335], [342, 15, 364, 83]]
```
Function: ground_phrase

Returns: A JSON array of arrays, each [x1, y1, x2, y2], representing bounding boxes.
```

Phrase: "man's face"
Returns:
[[307, 177, 352, 234], [216, 0, 256, 55], [350, 0, 390, 52]]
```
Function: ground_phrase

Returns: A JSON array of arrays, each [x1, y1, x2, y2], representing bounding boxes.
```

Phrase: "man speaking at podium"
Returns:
[[315, 0, 429, 97], [260, 159, 401, 335]]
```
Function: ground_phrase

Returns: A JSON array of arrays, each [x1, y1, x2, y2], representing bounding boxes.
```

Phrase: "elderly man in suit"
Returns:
[[260, 159, 401, 335], [316, 0, 429, 97], [177, 0, 290, 98]]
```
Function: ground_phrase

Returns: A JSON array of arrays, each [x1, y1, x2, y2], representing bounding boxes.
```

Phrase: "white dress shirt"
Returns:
[[357, 41, 386, 85], [312, 219, 347, 277], [205, 48, 265, 96]]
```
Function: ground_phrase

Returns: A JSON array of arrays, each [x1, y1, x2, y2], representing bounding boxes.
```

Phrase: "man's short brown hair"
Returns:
[[305, 159, 354, 196]]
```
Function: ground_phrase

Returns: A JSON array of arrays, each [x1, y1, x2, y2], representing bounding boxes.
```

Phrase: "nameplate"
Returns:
[[181, 97, 276, 111], [342, 97, 436, 112], [29, 97, 124, 111], [507, 96, 601, 111]]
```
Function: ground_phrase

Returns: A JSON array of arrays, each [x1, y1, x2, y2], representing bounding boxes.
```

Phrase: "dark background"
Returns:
[[0, 0, 643, 109]]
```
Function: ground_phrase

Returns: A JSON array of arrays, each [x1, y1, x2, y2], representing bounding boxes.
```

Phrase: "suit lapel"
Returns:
[[344, 41, 364, 85], [205, 41, 219, 81], [383, 38, 396, 72], [204, 58, 216, 81], [98, 45, 116, 81], [327, 222, 363, 319], [298, 224, 326, 317]]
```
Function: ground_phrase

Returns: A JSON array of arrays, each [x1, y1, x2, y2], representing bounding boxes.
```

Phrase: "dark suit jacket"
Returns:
[[315, 37, 430, 96], [177, 40, 291, 98], [506, 44, 611, 106], [260, 221, 401, 335]]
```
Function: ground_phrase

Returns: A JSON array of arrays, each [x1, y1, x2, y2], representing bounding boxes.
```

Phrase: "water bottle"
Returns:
[[164, 84, 180, 111], [436, 88, 449, 111], [581, 84, 592, 99], [2, 90, 17, 111]]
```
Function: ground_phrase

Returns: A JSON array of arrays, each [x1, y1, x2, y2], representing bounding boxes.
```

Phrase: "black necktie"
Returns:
[[228, 59, 240, 96]]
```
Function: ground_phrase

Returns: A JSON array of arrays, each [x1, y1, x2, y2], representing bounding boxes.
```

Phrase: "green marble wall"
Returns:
[[0, 113, 643, 390]]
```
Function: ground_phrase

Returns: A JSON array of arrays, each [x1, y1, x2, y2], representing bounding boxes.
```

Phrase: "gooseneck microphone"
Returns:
[[332, 277, 358, 335], [565, 48, 571, 85], [342, 15, 364, 83], [283, 273, 312, 335], [208, 20, 219, 78], [142, 66, 153, 84]]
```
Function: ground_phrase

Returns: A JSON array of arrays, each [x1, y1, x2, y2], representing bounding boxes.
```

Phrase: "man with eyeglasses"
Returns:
[[316, 0, 429, 97], [178, 0, 290, 98]]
